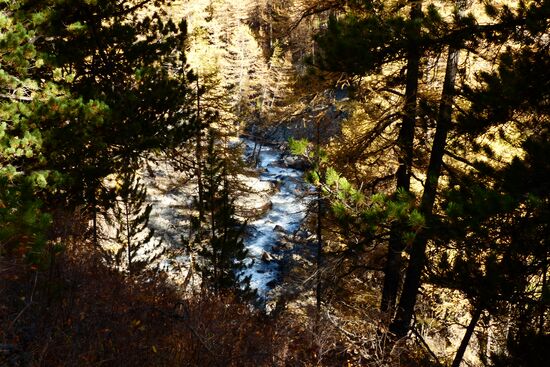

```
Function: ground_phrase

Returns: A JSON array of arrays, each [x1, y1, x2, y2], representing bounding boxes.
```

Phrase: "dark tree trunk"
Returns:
[[196, 76, 204, 222], [92, 199, 98, 247], [125, 200, 132, 275], [540, 254, 548, 334], [380, 0, 423, 315], [391, 27, 462, 336], [451, 306, 484, 367], [315, 115, 323, 315]]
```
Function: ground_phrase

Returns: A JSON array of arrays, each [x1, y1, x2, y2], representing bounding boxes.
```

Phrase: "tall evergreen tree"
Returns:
[[1, 4, 61, 262], [189, 129, 250, 292], [313, 0, 549, 341], [13, 0, 198, 242], [393, 0, 549, 338], [391, 0, 469, 336], [107, 170, 161, 275], [432, 129, 550, 366], [429, 8, 550, 360], [381, 0, 423, 316], [313, 0, 429, 317]]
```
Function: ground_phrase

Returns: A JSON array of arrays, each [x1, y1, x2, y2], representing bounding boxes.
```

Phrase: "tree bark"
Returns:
[[380, 0, 423, 315], [391, 9, 463, 335], [92, 199, 98, 247], [91, 180, 99, 248]]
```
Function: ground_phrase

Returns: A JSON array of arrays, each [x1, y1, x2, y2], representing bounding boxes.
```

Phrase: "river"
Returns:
[[239, 139, 312, 299], [143, 138, 311, 299]]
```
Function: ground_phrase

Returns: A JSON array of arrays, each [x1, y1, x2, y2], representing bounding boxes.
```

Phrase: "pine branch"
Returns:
[[288, 0, 344, 32], [0, 93, 33, 102], [112, 0, 155, 19], [444, 149, 477, 169]]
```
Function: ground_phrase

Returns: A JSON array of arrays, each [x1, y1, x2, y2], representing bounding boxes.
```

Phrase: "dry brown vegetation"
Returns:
[[2, 242, 276, 366], [1, 234, 434, 366]]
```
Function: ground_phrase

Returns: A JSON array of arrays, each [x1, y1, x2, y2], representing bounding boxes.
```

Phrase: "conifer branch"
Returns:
[[288, 0, 344, 33], [0, 93, 33, 102]]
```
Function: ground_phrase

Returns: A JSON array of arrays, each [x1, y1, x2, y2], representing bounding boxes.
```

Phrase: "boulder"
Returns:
[[278, 236, 294, 249], [291, 230, 310, 244], [283, 155, 311, 170], [273, 225, 285, 233], [261, 251, 274, 262], [235, 193, 272, 219]]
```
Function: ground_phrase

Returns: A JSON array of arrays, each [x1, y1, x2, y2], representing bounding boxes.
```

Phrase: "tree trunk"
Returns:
[[380, 0, 423, 315], [315, 115, 323, 314], [92, 199, 98, 247], [125, 200, 132, 275], [391, 14, 463, 336], [209, 159, 217, 290], [540, 254, 548, 334], [91, 180, 99, 247], [196, 76, 205, 222], [451, 306, 484, 367]]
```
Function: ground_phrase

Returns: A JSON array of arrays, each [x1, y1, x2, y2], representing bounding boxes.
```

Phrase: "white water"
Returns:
[[139, 139, 311, 297], [239, 140, 311, 298]]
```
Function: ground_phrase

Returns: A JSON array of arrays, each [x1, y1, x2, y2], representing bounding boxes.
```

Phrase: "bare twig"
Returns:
[[10, 271, 38, 329]]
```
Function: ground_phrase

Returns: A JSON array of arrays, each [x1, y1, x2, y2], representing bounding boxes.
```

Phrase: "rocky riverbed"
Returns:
[[238, 139, 313, 299], [119, 138, 314, 300]]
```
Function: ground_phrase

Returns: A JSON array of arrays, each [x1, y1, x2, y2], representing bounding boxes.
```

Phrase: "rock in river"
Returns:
[[261, 251, 275, 262], [273, 224, 285, 233]]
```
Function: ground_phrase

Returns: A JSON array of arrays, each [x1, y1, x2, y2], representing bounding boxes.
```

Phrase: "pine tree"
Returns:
[[0, 3, 58, 262], [433, 132, 550, 366], [11, 0, 198, 245], [313, 0, 549, 339], [190, 129, 250, 293], [106, 170, 161, 275], [381, 0, 423, 316], [393, 0, 549, 339], [438, 14, 549, 360], [313, 0, 427, 317], [391, 0, 470, 337]]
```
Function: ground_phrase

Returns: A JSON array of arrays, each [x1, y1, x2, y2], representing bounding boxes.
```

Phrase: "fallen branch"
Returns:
[[411, 325, 444, 367]]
